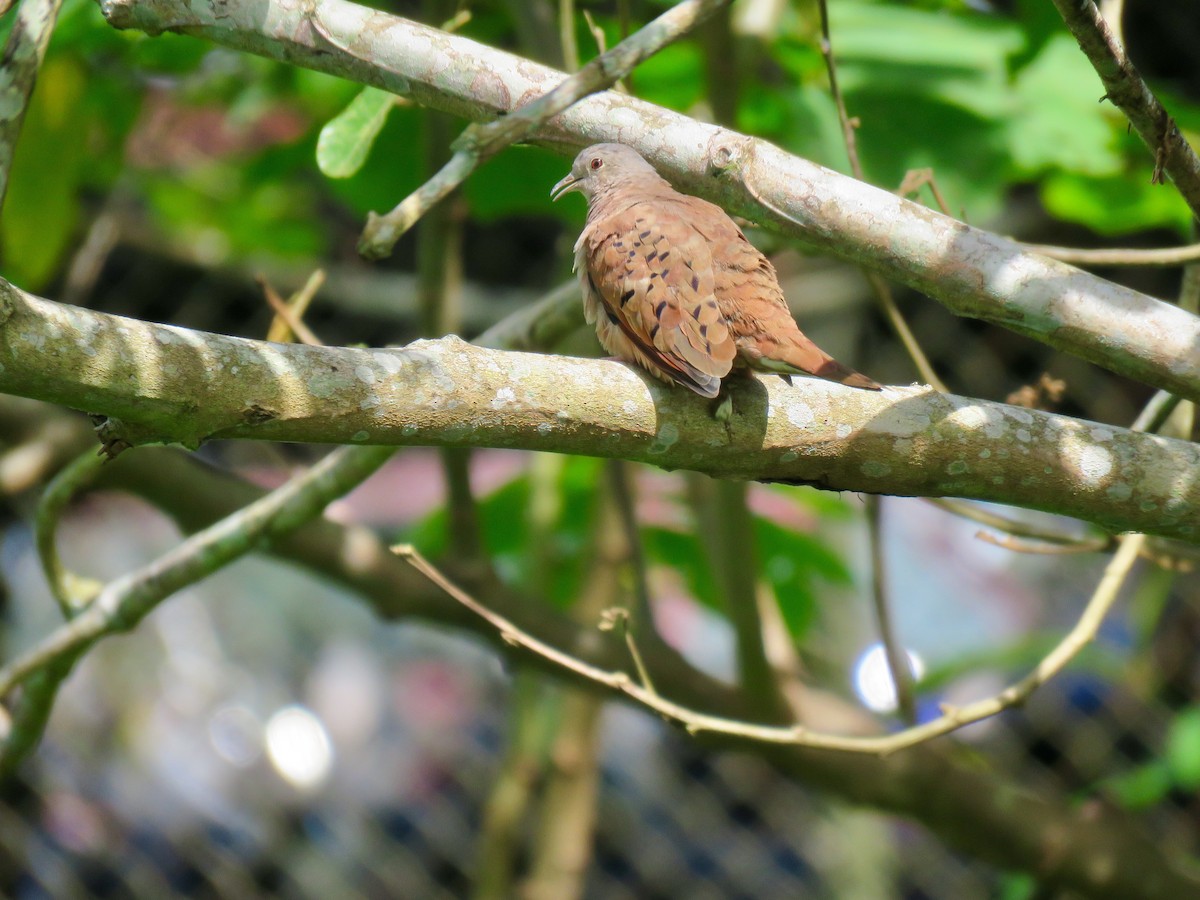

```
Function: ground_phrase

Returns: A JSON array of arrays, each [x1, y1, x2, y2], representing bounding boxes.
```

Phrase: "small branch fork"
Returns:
[[394, 534, 1145, 756], [354, 0, 731, 258]]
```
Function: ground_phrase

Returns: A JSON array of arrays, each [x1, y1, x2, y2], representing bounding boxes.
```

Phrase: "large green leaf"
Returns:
[[1, 57, 90, 289]]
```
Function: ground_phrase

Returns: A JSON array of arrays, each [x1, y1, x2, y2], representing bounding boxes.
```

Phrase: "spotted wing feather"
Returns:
[[684, 196, 881, 390], [576, 202, 737, 398]]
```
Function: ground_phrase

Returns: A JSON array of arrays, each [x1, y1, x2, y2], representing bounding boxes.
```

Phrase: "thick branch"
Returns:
[[97, 0, 1200, 402], [1, 281, 1197, 541]]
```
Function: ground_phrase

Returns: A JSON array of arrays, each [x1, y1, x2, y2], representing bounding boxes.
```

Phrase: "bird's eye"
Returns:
[[590, 157, 603, 170]]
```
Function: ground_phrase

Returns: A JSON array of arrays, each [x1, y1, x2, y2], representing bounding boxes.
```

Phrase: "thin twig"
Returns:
[[260, 271, 325, 346], [815, 0, 945, 393], [471, 279, 582, 351], [931, 498, 1112, 553], [865, 495, 915, 723], [605, 461, 654, 631], [356, 0, 731, 258], [974, 530, 1112, 556], [394, 535, 1146, 755], [1023, 241, 1200, 267], [600, 608, 656, 698], [896, 168, 953, 218], [34, 449, 107, 618]]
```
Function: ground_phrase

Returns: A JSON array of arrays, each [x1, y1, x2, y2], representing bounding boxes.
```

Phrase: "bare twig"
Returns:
[[0, 0, 64, 212], [865, 495, 915, 722], [815, 0, 946, 392], [1050, 0, 1200, 217], [356, 0, 731, 257], [605, 461, 654, 631], [61, 211, 121, 306], [896, 168, 953, 218], [974, 530, 1112, 556], [261, 270, 325, 345], [1023, 241, 1200, 267], [34, 449, 107, 617], [394, 533, 1147, 755], [931, 498, 1112, 553], [471, 279, 582, 351]]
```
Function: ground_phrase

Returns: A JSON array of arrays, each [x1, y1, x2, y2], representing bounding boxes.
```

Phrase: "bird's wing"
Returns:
[[580, 201, 736, 398], [685, 195, 882, 390]]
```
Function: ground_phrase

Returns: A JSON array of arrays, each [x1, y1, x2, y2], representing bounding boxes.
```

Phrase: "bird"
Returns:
[[551, 143, 881, 415]]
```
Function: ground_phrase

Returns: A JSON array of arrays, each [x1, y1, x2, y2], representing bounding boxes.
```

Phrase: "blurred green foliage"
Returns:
[[404, 454, 853, 640], [4, 0, 1197, 292]]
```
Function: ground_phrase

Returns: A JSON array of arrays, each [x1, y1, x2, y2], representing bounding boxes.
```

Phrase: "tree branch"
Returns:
[[95, 0, 1200, 402], [2, 280, 1197, 541], [355, 0, 730, 256]]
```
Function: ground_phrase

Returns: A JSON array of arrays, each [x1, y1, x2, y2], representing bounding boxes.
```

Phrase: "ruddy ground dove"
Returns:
[[551, 143, 881, 405]]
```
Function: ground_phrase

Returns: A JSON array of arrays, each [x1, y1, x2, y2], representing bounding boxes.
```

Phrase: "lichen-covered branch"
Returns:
[[1, 279, 1197, 541], [96, 0, 1200, 402]]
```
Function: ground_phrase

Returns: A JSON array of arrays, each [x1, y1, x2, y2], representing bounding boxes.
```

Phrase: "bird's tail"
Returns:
[[752, 337, 882, 390]]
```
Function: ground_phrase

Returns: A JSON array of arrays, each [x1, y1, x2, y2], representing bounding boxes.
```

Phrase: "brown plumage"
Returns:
[[551, 143, 881, 399]]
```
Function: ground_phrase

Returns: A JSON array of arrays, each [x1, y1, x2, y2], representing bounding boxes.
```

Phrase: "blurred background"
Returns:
[[2, 0, 1200, 896]]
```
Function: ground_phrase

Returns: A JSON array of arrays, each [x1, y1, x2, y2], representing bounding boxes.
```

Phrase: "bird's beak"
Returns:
[[551, 173, 579, 202]]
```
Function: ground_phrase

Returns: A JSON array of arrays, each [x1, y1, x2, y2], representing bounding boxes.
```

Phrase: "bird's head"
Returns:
[[551, 143, 662, 204]]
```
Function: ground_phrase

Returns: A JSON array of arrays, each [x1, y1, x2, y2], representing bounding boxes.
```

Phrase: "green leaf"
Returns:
[[317, 87, 396, 178], [1041, 170, 1193, 237], [1008, 34, 1121, 177], [823, 3, 1026, 217], [832, 2, 1023, 119], [322, 104, 424, 217], [1, 56, 90, 289], [1167, 707, 1200, 789]]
